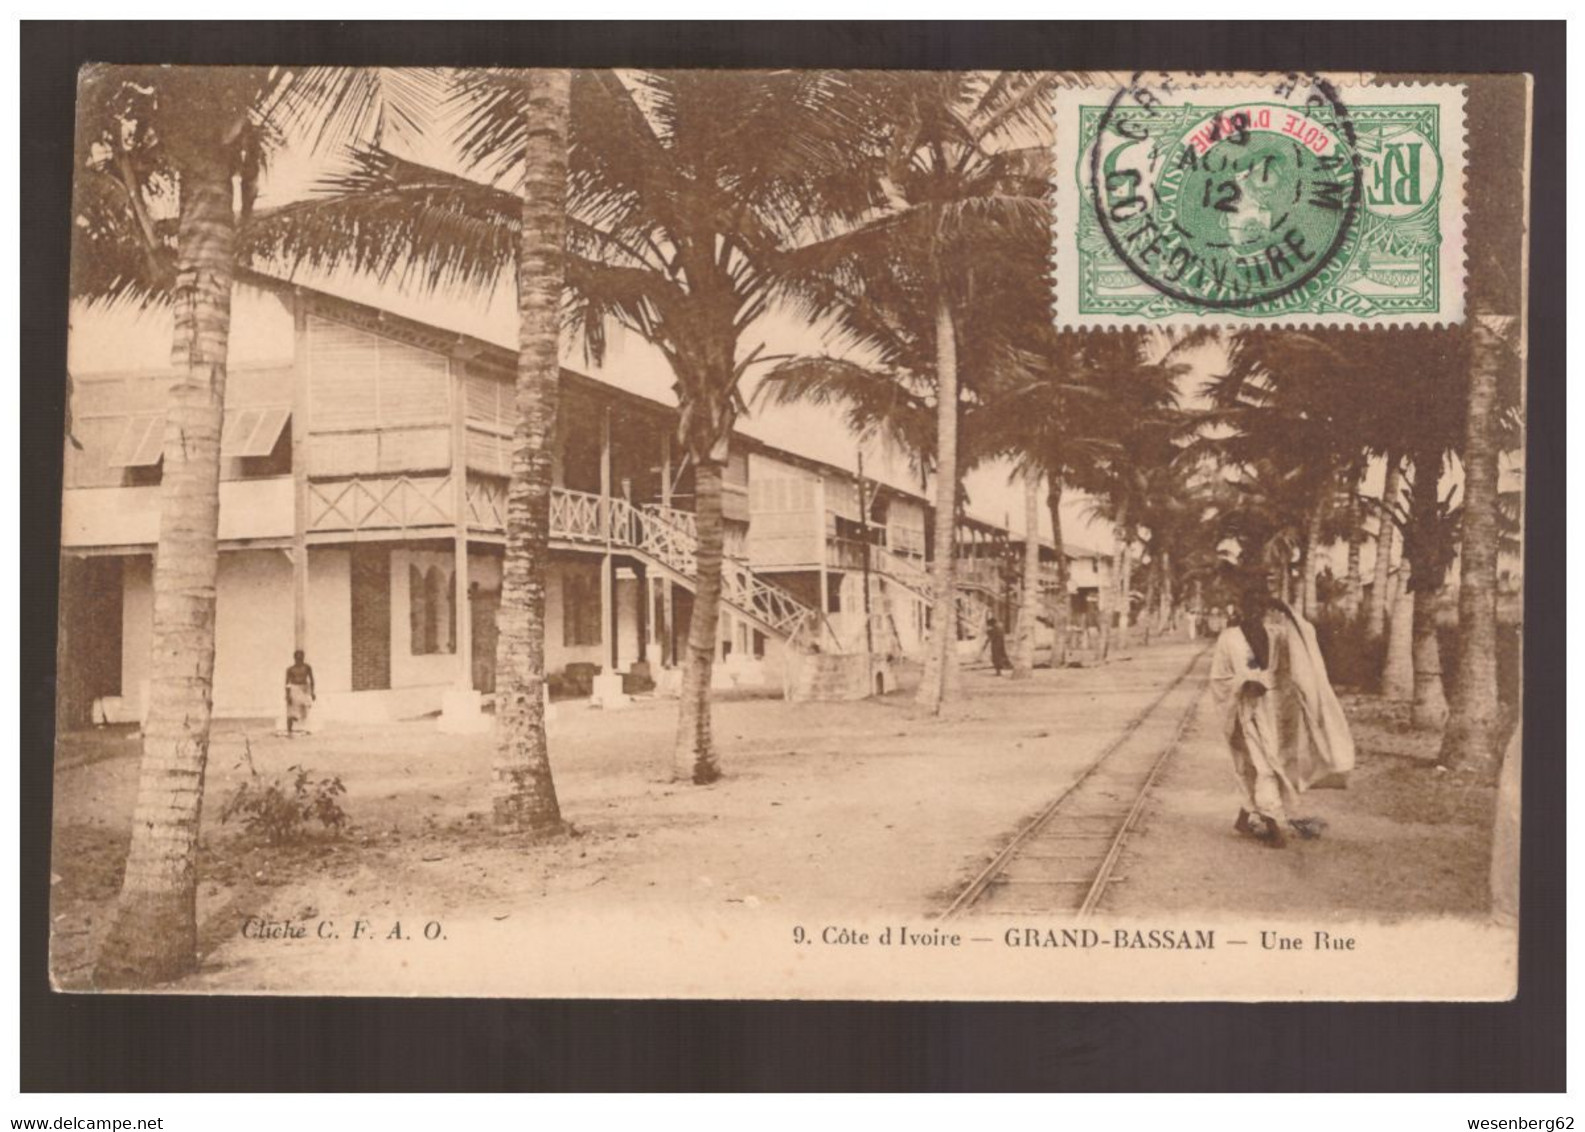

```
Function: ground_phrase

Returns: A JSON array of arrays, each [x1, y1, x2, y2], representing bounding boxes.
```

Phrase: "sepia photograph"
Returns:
[[45, 61, 1529, 1003]]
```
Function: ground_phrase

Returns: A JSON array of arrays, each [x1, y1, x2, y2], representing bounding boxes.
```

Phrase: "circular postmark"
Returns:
[[1090, 73, 1364, 311]]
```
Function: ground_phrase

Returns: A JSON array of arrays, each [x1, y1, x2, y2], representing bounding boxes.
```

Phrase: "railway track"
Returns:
[[941, 647, 1210, 921]]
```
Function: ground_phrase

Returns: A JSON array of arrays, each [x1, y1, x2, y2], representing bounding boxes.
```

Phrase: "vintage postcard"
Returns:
[[50, 68, 1528, 999]]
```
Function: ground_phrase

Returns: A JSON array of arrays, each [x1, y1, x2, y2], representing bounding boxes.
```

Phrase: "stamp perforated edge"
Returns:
[[1051, 74, 1468, 331]]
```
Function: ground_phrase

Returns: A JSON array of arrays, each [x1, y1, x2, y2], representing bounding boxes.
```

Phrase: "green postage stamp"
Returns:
[[1053, 74, 1467, 328]]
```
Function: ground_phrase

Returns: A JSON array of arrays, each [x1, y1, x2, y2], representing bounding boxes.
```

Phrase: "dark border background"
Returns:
[[21, 20, 1565, 1093]]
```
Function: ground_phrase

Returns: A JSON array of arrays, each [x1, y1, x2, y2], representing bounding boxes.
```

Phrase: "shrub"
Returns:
[[221, 747, 349, 846], [1314, 610, 1375, 690]]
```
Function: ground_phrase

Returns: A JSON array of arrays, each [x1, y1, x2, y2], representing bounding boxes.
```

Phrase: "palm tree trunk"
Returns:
[[1408, 441, 1448, 729], [1096, 555, 1112, 661], [1300, 491, 1325, 619], [1011, 470, 1040, 679], [1342, 484, 1364, 620], [95, 153, 234, 988], [1365, 451, 1403, 640], [1112, 504, 1130, 653], [1439, 311, 1507, 768], [674, 457, 726, 780], [1381, 572, 1414, 700], [1045, 477, 1070, 667], [492, 68, 568, 831], [1142, 559, 1159, 643], [1158, 550, 1173, 633], [917, 298, 959, 713], [1410, 586, 1448, 728]]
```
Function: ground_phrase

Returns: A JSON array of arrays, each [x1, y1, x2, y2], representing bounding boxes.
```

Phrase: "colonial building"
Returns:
[[58, 276, 1104, 727]]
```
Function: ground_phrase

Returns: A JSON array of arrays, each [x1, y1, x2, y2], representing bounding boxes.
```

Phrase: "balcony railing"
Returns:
[[549, 487, 816, 641], [955, 560, 1004, 594], [308, 474, 453, 534]]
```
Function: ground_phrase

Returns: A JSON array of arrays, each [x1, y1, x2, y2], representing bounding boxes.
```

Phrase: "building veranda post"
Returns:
[[60, 275, 1114, 730]]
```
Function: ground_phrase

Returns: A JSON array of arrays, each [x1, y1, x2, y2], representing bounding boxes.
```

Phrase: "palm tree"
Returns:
[[970, 328, 1134, 668], [256, 72, 576, 828], [1366, 329, 1469, 724], [74, 65, 428, 986], [1364, 452, 1405, 642], [1334, 457, 1369, 621], [1210, 330, 1367, 621], [771, 71, 1059, 713], [1206, 323, 1470, 714], [1208, 457, 1308, 601], [1010, 470, 1043, 678], [1136, 454, 1226, 637], [1438, 310, 1518, 762], [1402, 439, 1457, 728], [757, 209, 1039, 683], [1381, 568, 1415, 701], [75, 65, 255, 988], [1070, 333, 1186, 652], [489, 70, 569, 831], [1439, 75, 1529, 771], [267, 71, 871, 781], [490, 70, 882, 781]]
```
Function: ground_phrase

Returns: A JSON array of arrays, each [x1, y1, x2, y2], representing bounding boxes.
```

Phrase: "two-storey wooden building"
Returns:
[[59, 276, 1106, 727]]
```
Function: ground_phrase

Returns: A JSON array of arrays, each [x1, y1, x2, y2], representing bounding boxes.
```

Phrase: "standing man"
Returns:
[[284, 650, 316, 737], [1208, 577, 1354, 847], [984, 615, 1011, 677]]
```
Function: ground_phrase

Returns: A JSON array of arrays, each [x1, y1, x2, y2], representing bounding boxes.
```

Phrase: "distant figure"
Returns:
[[284, 650, 316, 736], [984, 616, 1010, 676], [1208, 579, 1354, 848]]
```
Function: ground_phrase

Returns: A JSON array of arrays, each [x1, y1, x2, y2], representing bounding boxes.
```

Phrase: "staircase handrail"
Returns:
[[617, 492, 821, 642]]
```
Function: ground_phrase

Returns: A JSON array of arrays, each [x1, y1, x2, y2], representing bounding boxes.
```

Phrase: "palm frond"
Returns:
[[246, 148, 517, 296], [265, 66, 448, 156], [758, 356, 936, 460]]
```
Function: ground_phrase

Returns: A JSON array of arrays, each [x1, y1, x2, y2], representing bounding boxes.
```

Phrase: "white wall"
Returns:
[[1069, 555, 1106, 589], [212, 551, 296, 716], [544, 563, 605, 672], [615, 572, 642, 670], [62, 479, 294, 550], [746, 453, 821, 568], [114, 549, 297, 721], [305, 544, 504, 714], [887, 498, 928, 558]]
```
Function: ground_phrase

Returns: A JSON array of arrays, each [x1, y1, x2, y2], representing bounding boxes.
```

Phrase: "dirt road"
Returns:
[[52, 643, 1208, 991]]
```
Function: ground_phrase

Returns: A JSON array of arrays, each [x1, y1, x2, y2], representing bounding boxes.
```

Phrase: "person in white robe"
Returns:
[[1208, 582, 1355, 847]]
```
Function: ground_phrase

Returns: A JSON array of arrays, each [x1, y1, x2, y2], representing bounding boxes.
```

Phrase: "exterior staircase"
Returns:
[[547, 486, 1018, 653], [874, 547, 995, 638], [548, 488, 823, 645]]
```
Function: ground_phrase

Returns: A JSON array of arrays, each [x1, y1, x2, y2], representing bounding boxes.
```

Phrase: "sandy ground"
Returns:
[[51, 643, 1202, 990], [48, 638, 1497, 993], [1107, 687, 1498, 922]]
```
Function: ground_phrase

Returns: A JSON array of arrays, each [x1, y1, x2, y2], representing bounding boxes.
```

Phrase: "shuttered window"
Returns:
[[220, 407, 291, 458], [307, 316, 449, 432], [106, 414, 165, 467], [465, 370, 511, 429], [464, 369, 514, 476]]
